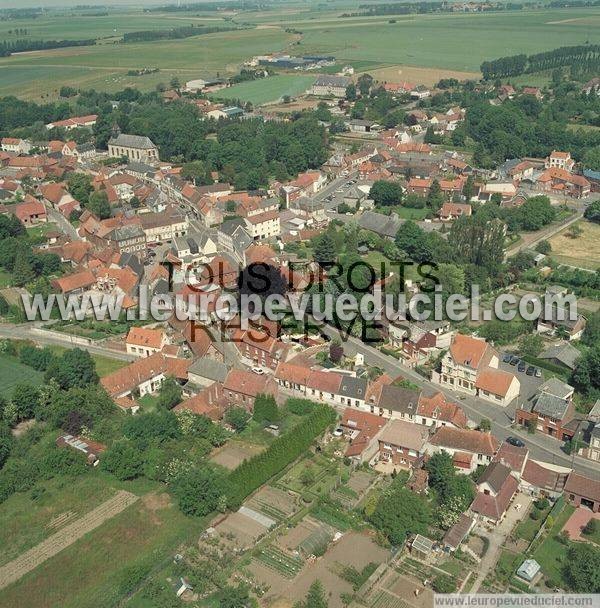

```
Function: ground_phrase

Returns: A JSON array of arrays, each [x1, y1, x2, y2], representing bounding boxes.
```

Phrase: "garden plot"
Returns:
[[255, 544, 304, 579], [365, 569, 434, 608], [213, 510, 269, 550], [245, 486, 298, 522], [348, 470, 376, 494], [282, 532, 389, 608], [210, 441, 265, 470]]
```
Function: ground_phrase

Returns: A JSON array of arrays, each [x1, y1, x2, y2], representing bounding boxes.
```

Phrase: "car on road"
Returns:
[[526, 365, 536, 376], [509, 356, 520, 366], [517, 361, 526, 372], [506, 436, 526, 448], [251, 366, 265, 375], [502, 353, 512, 363]]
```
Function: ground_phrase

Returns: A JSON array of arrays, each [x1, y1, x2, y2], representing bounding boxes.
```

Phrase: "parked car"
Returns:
[[518, 361, 527, 372], [333, 428, 344, 437], [509, 356, 520, 366], [535, 368, 542, 378], [502, 353, 512, 363], [526, 366, 536, 376], [251, 366, 265, 375], [506, 436, 526, 448]]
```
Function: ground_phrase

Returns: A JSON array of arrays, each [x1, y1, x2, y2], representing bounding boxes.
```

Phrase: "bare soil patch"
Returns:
[[210, 441, 265, 470]]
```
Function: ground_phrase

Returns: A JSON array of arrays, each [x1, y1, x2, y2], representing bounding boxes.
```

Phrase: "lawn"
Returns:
[[0, 353, 43, 393], [211, 74, 315, 106], [532, 503, 575, 584], [0, 269, 11, 288], [0, 491, 202, 608], [548, 220, 600, 271], [46, 345, 128, 378]]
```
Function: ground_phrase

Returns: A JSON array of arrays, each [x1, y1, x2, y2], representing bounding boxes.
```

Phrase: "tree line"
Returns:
[[226, 403, 336, 508], [122, 24, 237, 43], [481, 45, 600, 79], [0, 37, 95, 57]]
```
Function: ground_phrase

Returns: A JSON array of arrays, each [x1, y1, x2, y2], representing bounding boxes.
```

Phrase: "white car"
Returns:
[[333, 428, 344, 437], [251, 366, 265, 375]]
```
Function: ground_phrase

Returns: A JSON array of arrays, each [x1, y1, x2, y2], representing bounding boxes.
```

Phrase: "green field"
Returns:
[[292, 9, 600, 72], [0, 474, 118, 568], [0, 490, 201, 608], [0, 353, 43, 393], [212, 74, 315, 105], [1, 6, 599, 100]]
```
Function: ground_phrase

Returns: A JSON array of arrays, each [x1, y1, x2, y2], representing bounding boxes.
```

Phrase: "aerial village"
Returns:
[[1, 57, 600, 606]]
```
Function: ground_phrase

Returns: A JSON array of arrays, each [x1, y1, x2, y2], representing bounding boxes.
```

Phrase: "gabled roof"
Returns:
[[477, 461, 512, 494], [101, 352, 190, 396], [126, 326, 165, 350], [449, 333, 493, 369], [378, 384, 420, 416], [222, 369, 276, 398], [564, 471, 600, 503], [471, 473, 517, 521], [379, 418, 428, 451], [475, 368, 517, 397], [417, 391, 467, 427], [430, 427, 499, 456], [108, 133, 156, 150]]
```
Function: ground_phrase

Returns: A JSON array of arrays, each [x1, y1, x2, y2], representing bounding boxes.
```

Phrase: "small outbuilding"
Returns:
[[517, 558, 541, 583]]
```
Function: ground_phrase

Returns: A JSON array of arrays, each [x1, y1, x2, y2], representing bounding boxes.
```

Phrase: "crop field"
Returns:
[[292, 9, 600, 72], [211, 74, 315, 106], [1, 6, 599, 100], [0, 353, 43, 393], [0, 475, 120, 569], [0, 28, 292, 100]]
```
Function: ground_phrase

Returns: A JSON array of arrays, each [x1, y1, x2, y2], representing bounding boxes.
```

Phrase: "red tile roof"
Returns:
[[449, 333, 492, 369], [417, 391, 467, 427], [430, 427, 499, 456], [126, 327, 165, 350], [475, 368, 517, 397], [471, 473, 518, 521]]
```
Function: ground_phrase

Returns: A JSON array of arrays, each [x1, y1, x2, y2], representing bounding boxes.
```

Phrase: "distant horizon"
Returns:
[[0, 0, 234, 10]]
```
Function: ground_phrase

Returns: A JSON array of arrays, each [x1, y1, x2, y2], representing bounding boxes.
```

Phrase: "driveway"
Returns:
[[471, 492, 534, 592]]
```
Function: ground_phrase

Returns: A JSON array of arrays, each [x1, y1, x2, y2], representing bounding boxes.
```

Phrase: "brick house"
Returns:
[[378, 419, 429, 468], [222, 368, 278, 411], [515, 378, 576, 441], [564, 472, 600, 512]]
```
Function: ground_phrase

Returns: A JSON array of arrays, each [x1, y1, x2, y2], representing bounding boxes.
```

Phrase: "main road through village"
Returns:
[[1, 319, 598, 479]]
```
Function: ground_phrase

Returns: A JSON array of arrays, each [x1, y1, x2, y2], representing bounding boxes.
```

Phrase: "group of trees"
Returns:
[[67, 172, 111, 219], [0, 214, 61, 289], [0, 37, 95, 57], [0, 342, 110, 503], [426, 451, 475, 529], [122, 24, 235, 43], [368, 473, 431, 545], [481, 45, 600, 80]]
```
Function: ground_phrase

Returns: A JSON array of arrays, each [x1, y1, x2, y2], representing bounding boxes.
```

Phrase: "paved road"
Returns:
[[47, 207, 81, 241], [0, 322, 135, 363], [316, 324, 599, 478]]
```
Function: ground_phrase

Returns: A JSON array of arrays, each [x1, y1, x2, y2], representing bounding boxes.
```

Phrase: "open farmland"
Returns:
[[211, 74, 315, 106], [0, 27, 292, 100], [0, 353, 43, 393], [291, 8, 600, 72], [1, 6, 599, 100]]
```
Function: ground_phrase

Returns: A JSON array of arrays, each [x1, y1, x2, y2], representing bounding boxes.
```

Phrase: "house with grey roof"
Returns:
[[337, 376, 368, 409], [516, 377, 576, 441], [357, 210, 403, 239], [308, 75, 351, 98], [539, 342, 581, 371], [188, 357, 229, 388], [108, 133, 159, 163]]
